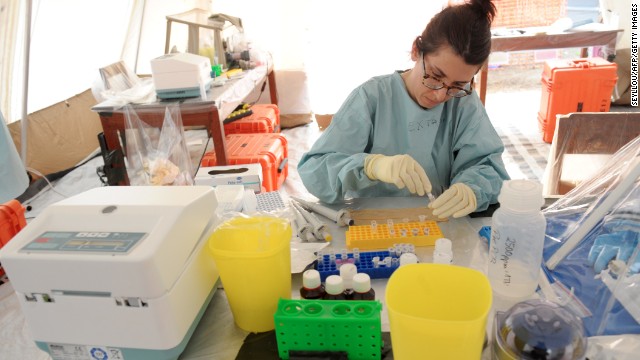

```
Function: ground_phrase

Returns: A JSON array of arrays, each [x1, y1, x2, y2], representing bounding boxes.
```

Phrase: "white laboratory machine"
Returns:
[[150, 52, 212, 99], [0, 186, 220, 360]]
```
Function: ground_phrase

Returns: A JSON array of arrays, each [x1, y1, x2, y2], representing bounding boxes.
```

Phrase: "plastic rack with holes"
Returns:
[[345, 220, 443, 250], [315, 244, 415, 281], [274, 299, 383, 360]]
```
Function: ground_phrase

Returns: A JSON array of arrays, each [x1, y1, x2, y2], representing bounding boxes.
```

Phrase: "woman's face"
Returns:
[[404, 45, 479, 109]]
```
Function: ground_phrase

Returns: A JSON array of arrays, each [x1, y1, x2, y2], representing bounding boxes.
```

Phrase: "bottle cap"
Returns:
[[498, 179, 544, 212], [324, 275, 344, 295], [352, 273, 372, 293], [302, 269, 321, 289], [339, 263, 358, 289], [435, 238, 452, 252], [399, 253, 418, 266]]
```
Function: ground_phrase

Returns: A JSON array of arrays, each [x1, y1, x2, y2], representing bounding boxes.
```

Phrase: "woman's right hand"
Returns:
[[364, 154, 432, 196]]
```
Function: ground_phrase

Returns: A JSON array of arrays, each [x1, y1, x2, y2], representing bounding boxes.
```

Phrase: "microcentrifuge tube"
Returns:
[[370, 220, 378, 232], [388, 247, 395, 256], [418, 215, 426, 223], [372, 256, 380, 268], [341, 249, 348, 260], [391, 257, 400, 267], [412, 228, 420, 236], [384, 256, 392, 267], [423, 227, 430, 235], [400, 229, 408, 237]]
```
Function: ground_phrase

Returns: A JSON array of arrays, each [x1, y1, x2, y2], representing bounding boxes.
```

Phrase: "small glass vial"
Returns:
[[300, 269, 326, 300], [323, 275, 347, 300], [351, 273, 375, 300]]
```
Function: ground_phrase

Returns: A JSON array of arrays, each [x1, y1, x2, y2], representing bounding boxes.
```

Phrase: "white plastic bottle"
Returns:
[[488, 179, 546, 300]]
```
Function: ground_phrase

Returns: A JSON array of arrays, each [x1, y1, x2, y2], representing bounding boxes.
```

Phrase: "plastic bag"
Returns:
[[542, 135, 640, 337], [123, 104, 194, 186]]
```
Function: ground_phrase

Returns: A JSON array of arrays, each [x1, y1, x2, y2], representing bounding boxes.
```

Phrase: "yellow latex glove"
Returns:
[[364, 154, 432, 196], [429, 183, 477, 218]]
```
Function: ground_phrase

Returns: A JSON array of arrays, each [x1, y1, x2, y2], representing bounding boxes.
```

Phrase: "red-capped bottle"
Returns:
[[350, 273, 375, 300], [300, 269, 326, 300]]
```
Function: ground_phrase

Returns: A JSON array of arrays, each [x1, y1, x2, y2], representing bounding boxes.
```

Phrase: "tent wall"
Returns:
[[8, 89, 102, 176]]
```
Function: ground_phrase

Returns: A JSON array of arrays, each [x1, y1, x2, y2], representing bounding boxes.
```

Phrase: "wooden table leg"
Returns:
[[268, 70, 278, 105], [209, 108, 228, 166], [477, 61, 488, 105]]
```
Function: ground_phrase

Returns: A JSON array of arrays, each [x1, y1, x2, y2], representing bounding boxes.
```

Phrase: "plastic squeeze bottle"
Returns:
[[300, 269, 326, 300], [488, 179, 546, 300]]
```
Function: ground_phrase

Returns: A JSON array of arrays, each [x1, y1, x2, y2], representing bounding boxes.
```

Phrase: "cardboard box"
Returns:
[[195, 163, 262, 193]]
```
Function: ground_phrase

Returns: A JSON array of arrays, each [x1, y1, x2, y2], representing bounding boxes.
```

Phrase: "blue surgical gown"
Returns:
[[297, 71, 510, 210]]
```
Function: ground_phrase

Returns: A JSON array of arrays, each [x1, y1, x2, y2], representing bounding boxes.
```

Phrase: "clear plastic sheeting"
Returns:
[[92, 60, 156, 106], [542, 112, 640, 196], [542, 134, 640, 337]]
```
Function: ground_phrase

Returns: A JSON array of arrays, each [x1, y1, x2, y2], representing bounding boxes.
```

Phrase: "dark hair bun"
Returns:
[[469, 0, 497, 23]]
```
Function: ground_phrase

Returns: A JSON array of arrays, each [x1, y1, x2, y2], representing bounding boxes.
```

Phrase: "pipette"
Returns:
[[291, 196, 354, 226], [292, 201, 333, 242], [290, 201, 315, 242]]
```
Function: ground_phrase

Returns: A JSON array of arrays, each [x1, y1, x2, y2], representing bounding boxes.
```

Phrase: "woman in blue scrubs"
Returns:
[[298, 0, 509, 218]]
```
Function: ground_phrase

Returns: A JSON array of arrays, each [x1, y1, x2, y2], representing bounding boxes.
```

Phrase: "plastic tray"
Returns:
[[346, 220, 443, 250], [316, 249, 412, 281], [274, 298, 383, 360]]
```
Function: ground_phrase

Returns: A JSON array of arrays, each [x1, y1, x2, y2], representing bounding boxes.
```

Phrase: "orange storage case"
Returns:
[[200, 133, 288, 192], [224, 104, 281, 135], [538, 57, 617, 143], [0, 200, 27, 277]]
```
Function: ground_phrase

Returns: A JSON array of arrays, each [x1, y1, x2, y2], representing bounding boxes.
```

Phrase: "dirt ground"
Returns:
[[487, 64, 545, 93]]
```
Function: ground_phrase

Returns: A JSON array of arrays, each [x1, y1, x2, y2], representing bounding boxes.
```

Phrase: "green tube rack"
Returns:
[[274, 298, 384, 360]]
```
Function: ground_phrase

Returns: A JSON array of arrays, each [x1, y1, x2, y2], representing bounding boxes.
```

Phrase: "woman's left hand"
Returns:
[[429, 183, 477, 218]]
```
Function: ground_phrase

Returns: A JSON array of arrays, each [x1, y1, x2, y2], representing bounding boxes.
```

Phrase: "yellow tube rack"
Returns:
[[345, 220, 443, 250]]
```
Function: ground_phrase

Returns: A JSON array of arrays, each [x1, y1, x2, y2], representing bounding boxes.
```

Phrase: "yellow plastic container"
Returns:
[[385, 263, 492, 360], [208, 216, 292, 332]]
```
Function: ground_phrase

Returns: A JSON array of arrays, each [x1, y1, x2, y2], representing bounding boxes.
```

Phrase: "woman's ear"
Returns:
[[410, 42, 420, 61]]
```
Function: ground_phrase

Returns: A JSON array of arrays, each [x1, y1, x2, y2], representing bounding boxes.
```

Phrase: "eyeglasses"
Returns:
[[421, 54, 473, 98]]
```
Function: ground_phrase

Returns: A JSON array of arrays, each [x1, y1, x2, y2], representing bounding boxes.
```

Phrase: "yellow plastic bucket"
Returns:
[[208, 216, 292, 332], [385, 263, 492, 359]]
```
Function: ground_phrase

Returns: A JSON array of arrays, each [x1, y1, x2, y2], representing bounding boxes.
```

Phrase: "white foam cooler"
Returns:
[[0, 186, 220, 360]]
